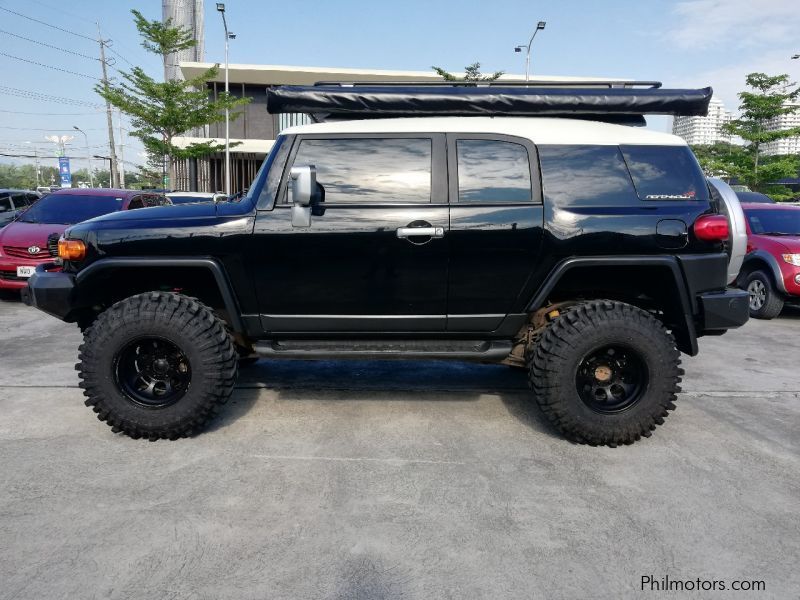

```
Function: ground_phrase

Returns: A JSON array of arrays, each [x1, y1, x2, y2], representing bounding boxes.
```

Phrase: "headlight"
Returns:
[[781, 253, 800, 266]]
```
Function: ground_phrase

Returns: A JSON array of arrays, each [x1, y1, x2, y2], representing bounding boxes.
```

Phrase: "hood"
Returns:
[[756, 234, 800, 253], [0, 220, 66, 248], [85, 201, 218, 225]]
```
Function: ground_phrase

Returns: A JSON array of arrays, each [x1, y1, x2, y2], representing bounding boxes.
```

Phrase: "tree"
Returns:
[[690, 142, 750, 180], [721, 73, 800, 198], [96, 10, 249, 188], [431, 62, 504, 82]]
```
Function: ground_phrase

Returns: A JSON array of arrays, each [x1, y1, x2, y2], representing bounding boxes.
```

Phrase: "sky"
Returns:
[[1, 0, 799, 172]]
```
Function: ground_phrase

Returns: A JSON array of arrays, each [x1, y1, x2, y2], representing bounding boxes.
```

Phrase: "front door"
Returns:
[[252, 133, 449, 333]]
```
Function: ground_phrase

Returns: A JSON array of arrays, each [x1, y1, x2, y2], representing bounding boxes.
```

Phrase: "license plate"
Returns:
[[16, 266, 35, 278]]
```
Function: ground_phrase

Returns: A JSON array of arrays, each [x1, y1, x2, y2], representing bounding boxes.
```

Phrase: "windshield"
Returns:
[[17, 193, 124, 224], [745, 208, 800, 235]]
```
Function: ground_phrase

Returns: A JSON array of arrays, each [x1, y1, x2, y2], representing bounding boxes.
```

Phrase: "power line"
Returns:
[[104, 44, 135, 68], [0, 86, 103, 108], [0, 51, 100, 80], [0, 126, 107, 131], [0, 29, 99, 61], [0, 6, 96, 42], [0, 109, 103, 116]]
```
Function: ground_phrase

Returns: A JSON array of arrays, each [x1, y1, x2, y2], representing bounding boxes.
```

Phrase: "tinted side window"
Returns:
[[538, 145, 639, 206], [11, 193, 28, 208], [127, 197, 145, 210], [456, 139, 532, 202], [621, 145, 709, 201], [0, 197, 11, 213], [290, 138, 432, 203]]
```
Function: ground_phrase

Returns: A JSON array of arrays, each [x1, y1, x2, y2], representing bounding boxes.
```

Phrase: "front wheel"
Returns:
[[77, 292, 238, 440], [744, 270, 784, 319], [527, 300, 682, 447]]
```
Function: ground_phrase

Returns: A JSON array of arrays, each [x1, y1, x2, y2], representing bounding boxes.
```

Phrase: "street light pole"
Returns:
[[217, 3, 232, 196], [73, 126, 94, 187], [93, 155, 113, 187], [514, 21, 547, 82]]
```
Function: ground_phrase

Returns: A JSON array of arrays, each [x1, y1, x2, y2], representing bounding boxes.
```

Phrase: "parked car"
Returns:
[[24, 81, 750, 445], [735, 191, 774, 204], [0, 189, 40, 229], [736, 203, 800, 318], [166, 191, 228, 204], [0, 188, 168, 290]]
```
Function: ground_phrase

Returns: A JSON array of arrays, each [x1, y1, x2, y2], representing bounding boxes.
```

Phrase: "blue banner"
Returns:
[[58, 157, 71, 187]]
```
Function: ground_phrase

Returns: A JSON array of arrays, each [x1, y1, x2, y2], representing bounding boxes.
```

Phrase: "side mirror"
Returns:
[[290, 165, 316, 227]]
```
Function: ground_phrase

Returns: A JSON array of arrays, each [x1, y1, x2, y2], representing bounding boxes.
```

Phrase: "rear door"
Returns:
[[252, 133, 450, 333], [446, 134, 545, 331]]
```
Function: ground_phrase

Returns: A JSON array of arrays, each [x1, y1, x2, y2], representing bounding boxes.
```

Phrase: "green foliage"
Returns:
[[431, 62, 504, 82], [96, 10, 250, 177], [720, 73, 800, 194], [0, 164, 60, 189], [131, 9, 196, 57]]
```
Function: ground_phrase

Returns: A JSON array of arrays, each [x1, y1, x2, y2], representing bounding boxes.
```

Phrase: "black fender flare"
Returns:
[[75, 256, 245, 333], [739, 250, 787, 293], [525, 256, 698, 355]]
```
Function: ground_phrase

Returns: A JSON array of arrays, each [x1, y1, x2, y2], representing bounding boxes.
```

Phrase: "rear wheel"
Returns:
[[78, 292, 238, 440], [745, 270, 784, 319], [527, 300, 682, 446]]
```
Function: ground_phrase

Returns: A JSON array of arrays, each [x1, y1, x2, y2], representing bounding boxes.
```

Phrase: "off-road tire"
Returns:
[[744, 270, 784, 320], [527, 300, 682, 447], [77, 292, 238, 440]]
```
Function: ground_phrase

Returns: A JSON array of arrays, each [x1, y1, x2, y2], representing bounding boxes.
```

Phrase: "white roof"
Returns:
[[171, 136, 274, 154], [179, 61, 630, 87], [281, 117, 687, 146]]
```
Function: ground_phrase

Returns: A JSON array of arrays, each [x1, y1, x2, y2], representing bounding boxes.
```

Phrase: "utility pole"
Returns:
[[117, 109, 126, 189], [97, 25, 119, 188]]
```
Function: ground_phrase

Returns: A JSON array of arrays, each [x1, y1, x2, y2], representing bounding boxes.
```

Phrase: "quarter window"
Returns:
[[621, 145, 708, 201], [456, 139, 532, 202], [290, 138, 432, 203]]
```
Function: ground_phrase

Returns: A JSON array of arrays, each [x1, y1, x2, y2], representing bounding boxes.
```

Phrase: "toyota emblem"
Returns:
[[28, 246, 41, 255]]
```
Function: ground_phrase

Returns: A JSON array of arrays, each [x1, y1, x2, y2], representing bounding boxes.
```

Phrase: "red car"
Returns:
[[0, 188, 169, 290], [737, 202, 800, 318]]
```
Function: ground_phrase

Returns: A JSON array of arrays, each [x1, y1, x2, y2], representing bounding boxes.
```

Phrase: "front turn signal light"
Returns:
[[58, 238, 86, 261], [781, 253, 800, 267]]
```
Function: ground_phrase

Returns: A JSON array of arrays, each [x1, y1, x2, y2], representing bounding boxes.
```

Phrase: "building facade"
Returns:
[[672, 96, 732, 146], [761, 101, 800, 156]]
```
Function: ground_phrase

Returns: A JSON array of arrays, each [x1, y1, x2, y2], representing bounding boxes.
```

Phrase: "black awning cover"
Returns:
[[266, 85, 713, 118]]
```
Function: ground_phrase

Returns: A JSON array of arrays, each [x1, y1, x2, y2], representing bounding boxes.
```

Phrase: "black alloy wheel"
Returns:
[[114, 337, 192, 408], [575, 345, 648, 414]]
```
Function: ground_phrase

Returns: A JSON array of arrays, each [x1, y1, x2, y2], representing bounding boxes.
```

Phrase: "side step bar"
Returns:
[[254, 339, 513, 362]]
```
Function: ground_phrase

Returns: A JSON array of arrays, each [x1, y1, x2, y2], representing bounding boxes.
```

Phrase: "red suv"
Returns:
[[737, 203, 800, 318], [0, 188, 168, 290]]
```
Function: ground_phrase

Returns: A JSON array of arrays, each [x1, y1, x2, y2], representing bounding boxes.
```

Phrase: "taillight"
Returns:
[[693, 215, 729, 242], [58, 238, 86, 261]]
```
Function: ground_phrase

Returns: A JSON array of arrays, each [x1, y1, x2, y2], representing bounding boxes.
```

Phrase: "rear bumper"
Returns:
[[697, 289, 750, 331], [21, 263, 76, 321]]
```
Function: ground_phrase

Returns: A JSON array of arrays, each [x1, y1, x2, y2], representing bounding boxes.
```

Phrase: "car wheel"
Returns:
[[527, 300, 682, 447], [77, 292, 238, 440], [745, 270, 784, 319]]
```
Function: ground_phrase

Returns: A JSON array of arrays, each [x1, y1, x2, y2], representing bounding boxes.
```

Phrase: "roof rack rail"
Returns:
[[313, 80, 663, 89]]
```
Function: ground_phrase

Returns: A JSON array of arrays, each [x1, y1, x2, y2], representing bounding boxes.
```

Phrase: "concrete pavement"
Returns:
[[0, 295, 798, 599]]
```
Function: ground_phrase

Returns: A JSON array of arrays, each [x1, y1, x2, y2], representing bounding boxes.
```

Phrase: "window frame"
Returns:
[[275, 132, 447, 209], [447, 133, 542, 205]]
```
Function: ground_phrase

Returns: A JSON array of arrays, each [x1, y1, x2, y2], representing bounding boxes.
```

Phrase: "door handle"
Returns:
[[396, 227, 445, 239]]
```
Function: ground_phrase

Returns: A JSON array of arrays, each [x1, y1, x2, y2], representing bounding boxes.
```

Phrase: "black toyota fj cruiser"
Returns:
[[23, 82, 749, 446]]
